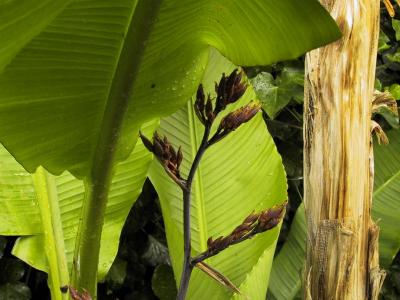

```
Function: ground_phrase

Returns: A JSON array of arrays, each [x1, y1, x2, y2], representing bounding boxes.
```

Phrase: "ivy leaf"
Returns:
[[251, 66, 304, 119], [378, 30, 391, 52], [389, 83, 400, 99], [392, 19, 400, 41]]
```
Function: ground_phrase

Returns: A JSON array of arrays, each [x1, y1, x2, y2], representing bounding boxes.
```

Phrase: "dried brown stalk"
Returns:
[[304, 1, 385, 299]]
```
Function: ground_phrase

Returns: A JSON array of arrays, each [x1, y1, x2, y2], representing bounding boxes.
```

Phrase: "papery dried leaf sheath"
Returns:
[[383, 0, 395, 17], [304, 0, 385, 299]]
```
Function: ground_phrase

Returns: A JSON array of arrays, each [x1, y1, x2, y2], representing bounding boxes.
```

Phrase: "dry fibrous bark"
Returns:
[[304, 0, 385, 299]]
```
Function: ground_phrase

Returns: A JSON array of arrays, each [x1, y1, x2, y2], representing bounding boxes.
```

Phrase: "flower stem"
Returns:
[[176, 124, 211, 300]]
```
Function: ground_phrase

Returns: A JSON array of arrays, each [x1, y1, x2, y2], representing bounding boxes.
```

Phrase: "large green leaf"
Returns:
[[149, 50, 287, 299], [0, 145, 41, 235], [0, 0, 340, 177], [0, 120, 156, 299], [0, 0, 71, 72], [267, 129, 400, 299], [267, 205, 305, 300], [373, 130, 400, 266]]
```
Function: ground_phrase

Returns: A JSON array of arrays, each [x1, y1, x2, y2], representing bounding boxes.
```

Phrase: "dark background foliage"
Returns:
[[0, 6, 399, 300]]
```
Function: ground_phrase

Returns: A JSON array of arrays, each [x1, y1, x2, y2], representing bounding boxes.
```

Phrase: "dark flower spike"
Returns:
[[214, 69, 247, 114], [205, 96, 214, 123], [139, 131, 154, 152], [256, 202, 287, 232], [194, 84, 215, 125], [191, 201, 287, 265], [194, 84, 206, 124], [139, 131, 186, 189], [152, 72, 267, 299], [208, 101, 262, 146]]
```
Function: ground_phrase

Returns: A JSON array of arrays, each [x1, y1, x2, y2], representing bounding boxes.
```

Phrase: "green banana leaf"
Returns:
[[0, 120, 156, 299], [149, 50, 287, 299], [0, 0, 340, 177], [267, 205, 305, 300], [373, 130, 400, 266], [267, 129, 400, 300]]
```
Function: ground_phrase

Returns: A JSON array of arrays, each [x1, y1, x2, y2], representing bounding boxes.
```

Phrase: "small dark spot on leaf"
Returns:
[[151, 84, 156, 88], [60, 286, 68, 293]]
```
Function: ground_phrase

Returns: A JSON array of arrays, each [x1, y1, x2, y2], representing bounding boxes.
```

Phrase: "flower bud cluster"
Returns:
[[214, 69, 247, 113], [194, 69, 253, 128], [205, 202, 287, 256], [139, 131, 184, 187]]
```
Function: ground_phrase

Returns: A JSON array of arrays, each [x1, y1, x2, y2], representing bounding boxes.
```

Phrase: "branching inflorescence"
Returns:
[[140, 69, 287, 300]]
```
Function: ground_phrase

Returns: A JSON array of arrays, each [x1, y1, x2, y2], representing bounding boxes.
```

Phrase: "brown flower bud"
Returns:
[[231, 223, 252, 236], [242, 212, 259, 225], [209, 236, 224, 250], [208, 101, 261, 146], [152, 133, 164, 159], [205, 96, 214, 123], [215, 69, 247, 114], [195, 84, 206, 124], [259, 206, 284, 223], [139, 131, 154, 152], [257, 203, 287, 232], [259, 218, 281, 231], [138, 131, 185, 187], [219, 101, 261, 132], [207, 237, 214, 248]]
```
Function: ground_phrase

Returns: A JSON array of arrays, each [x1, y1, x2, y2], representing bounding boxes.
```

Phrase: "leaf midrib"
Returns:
[[374, 169, 400, 197], [187, 99, 208, 252], [32, 167, 69, 300], [71, 0, 164, 293]]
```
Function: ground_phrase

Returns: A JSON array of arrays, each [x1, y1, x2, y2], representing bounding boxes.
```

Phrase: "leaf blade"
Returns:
[[0, 0, 340, 176]]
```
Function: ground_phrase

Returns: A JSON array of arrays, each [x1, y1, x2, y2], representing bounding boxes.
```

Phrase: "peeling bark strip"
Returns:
[[304, 1, 385, 299]]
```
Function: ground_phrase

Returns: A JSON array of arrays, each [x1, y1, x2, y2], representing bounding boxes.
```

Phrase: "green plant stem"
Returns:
[[177, 124, 211, 300], [33, 167, 69, 300], [71, 1, 162, 297]]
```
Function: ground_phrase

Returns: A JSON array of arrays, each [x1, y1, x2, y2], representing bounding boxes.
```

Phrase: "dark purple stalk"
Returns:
[[176, 124, 211, 300]]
